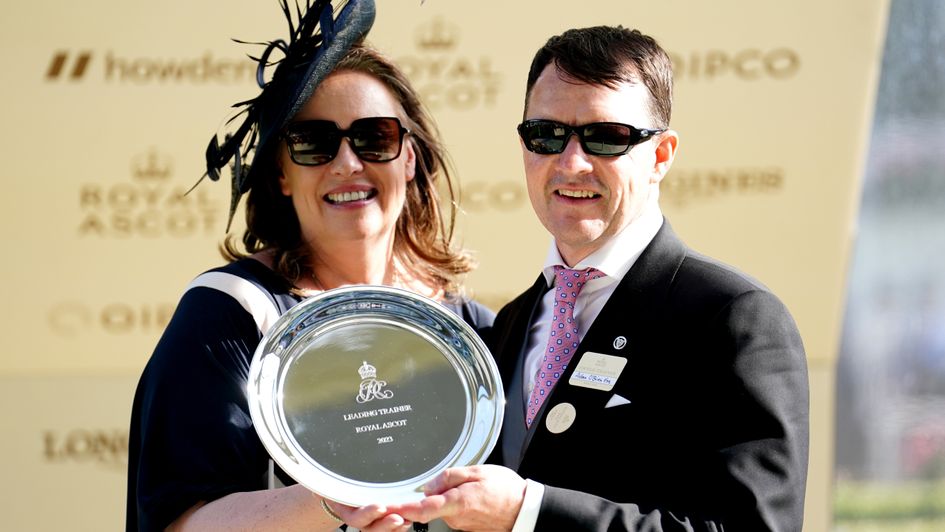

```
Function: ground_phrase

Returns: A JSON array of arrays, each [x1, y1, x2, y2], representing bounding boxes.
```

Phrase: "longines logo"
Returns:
[[43, 429, 128, 471], [47, 301, 175, 337], [44, 49, 255, 84], [662, 166, 785, 207], [670, 48, 801, 81], [78, 147, 220, 238], [461, 180, 528, 213], [397, 17, 501, 110]]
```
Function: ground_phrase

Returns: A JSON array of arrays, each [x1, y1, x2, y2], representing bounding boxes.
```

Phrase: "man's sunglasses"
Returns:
[[281, 116, 409, 166], [517, 119, 664, 156]]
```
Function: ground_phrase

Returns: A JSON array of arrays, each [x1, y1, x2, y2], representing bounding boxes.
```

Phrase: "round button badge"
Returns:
[[545, 402, 577, 434]]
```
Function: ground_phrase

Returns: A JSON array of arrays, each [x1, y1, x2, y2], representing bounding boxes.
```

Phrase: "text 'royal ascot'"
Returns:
[[343, 404, 413, 434]]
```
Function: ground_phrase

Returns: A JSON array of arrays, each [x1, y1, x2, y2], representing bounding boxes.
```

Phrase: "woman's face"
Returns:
[[278, 70, 415, 254]]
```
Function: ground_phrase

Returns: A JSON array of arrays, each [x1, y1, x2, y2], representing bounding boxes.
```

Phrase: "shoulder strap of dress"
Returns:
[[185, 271, 281, 334], [186, 271, 288, 491]]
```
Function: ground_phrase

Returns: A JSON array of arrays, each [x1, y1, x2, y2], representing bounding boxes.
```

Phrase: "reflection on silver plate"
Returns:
[[247, 286, 504, 506]]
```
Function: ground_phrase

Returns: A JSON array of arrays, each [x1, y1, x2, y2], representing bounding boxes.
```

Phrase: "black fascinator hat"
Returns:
[[200, 0, 376, 231]]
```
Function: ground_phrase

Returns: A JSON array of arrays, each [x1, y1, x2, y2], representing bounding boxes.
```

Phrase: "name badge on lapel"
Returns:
[[568, 351, 627, 392]]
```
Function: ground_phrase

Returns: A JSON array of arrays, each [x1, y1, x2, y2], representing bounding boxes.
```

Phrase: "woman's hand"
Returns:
[[330, 501, 414, 532]]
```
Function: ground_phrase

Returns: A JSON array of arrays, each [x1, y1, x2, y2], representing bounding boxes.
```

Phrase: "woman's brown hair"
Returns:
[[222, 43, 473, 294]]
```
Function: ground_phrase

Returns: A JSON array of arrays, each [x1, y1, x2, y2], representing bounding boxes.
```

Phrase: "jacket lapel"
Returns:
[[494, 274, 548, 384], [488, 274, 549, 467], [518, 221, 689, 466]]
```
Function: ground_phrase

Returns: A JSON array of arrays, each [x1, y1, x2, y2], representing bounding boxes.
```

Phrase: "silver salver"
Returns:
[[247, 285, 504, 507]]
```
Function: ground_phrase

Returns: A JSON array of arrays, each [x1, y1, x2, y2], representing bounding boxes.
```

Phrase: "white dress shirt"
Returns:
[[511, 205, 664, 532], [521, 206, 664, 406]]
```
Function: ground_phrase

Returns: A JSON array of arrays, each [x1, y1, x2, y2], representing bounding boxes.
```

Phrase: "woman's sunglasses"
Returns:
[[517, 119, 664, 156], [282, 116, 409, 166]]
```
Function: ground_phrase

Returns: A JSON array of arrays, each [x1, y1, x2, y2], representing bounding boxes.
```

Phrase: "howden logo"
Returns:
[[44, 49, 255, 85], [46, 50, 93, 81]]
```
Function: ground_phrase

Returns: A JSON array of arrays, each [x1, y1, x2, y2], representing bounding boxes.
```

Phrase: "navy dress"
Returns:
[[126, 259, 494, 531]]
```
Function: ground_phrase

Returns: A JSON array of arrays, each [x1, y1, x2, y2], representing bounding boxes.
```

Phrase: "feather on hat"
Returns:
[[198, 0, 376, 231]]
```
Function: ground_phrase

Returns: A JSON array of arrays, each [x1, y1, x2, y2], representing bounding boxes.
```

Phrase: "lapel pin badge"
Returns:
[[613, 336, 628, 350], [545, 402, 577, 434]]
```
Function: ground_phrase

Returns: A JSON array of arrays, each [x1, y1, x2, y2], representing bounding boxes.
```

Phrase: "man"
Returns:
[[391, 25, 809, 532]]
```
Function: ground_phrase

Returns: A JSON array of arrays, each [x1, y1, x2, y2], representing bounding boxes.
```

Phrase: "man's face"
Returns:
[[522, 65, 676, 265]]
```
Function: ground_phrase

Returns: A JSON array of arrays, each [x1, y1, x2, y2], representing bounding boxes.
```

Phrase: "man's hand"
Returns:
[[391, 465, 527, 532]]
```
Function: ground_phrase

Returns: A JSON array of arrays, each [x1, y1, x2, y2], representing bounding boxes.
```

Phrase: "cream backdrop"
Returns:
[[0, 1, 888, 530]]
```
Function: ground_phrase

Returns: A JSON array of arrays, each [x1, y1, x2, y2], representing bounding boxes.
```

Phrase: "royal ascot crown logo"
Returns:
[[44, 49, 255, 84], [396, 17, 501, 110], [43, 429, 128, 471], [356, 361, 394, 404], [77, 148, 220, 238], [132, 149, 173, 182], [416, 16, 458, 51]]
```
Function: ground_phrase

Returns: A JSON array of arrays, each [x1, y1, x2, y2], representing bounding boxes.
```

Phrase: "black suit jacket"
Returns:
[[488, 221, 809, 532]]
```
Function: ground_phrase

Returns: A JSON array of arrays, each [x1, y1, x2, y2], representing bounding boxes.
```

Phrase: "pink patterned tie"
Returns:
[[526, 266, 604, 427]]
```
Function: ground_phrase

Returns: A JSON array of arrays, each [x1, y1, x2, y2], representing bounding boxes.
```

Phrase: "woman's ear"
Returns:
[[277, 148, 293, 196], [403, 138, 417, 182]]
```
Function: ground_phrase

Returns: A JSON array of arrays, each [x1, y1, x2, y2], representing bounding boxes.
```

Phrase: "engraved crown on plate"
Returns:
[[358, 360, 377, 380]]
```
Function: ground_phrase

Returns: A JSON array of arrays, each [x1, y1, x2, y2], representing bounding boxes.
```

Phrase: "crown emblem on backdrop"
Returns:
[[358, 361, 377, 380], [131, 149, 173, 182], [415, 17, 458, 51]]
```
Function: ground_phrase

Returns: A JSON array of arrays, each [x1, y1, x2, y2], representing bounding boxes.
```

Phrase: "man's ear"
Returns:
[[651, 130, 679, 184]]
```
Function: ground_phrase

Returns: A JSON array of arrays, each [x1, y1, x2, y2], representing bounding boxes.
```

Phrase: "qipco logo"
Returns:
[[48, 301, 175, 337], [670, 48, 801, 82]]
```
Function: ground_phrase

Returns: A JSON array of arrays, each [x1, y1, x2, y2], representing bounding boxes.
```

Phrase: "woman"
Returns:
[[126, 2, 492, 531]]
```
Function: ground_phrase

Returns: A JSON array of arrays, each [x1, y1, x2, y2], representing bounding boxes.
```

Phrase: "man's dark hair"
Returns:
[[524, 26, 674, 128]]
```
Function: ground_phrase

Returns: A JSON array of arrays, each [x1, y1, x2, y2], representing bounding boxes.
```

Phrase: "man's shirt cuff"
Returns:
[[511, 479, 544, 532]]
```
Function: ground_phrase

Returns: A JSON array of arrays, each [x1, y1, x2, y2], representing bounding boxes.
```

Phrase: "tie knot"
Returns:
[[552, 266, 603, 304]]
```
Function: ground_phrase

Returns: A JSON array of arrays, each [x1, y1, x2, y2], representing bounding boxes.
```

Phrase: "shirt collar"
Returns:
[[541, 205, 664, 287]]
